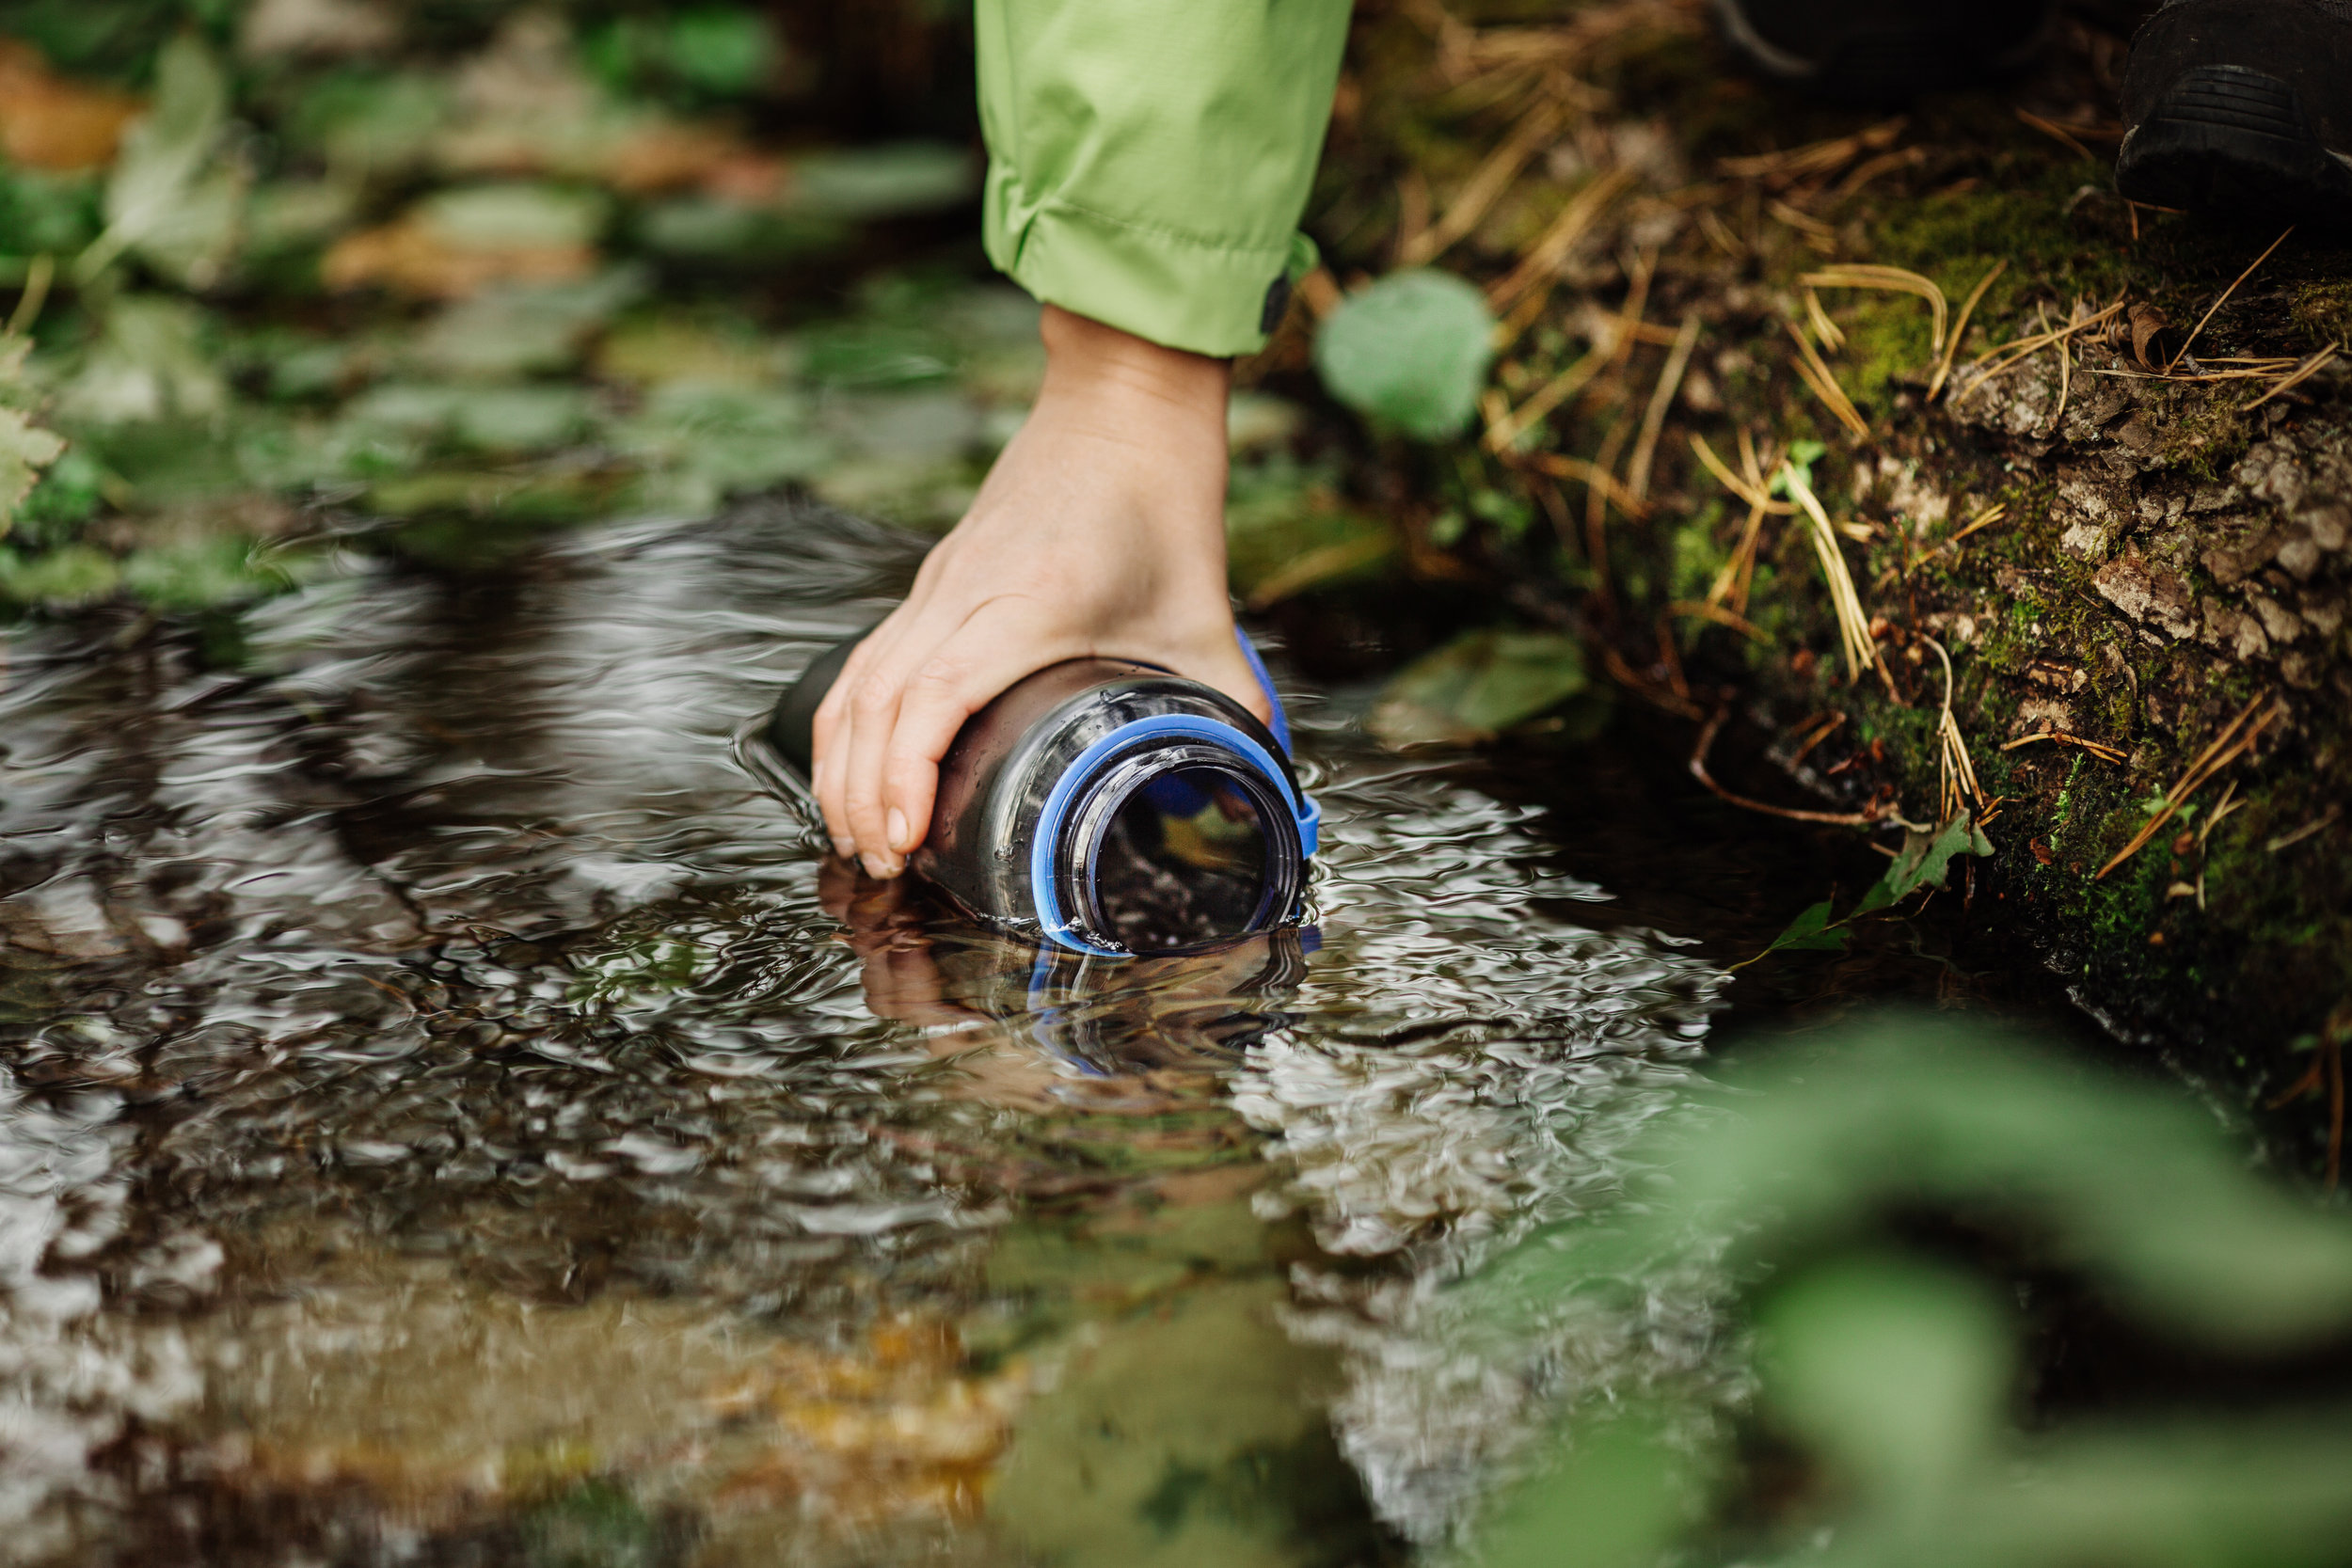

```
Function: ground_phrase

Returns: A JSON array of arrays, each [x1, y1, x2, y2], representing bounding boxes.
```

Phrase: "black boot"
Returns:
[[1713, 0, 2056, 103], [2116, 0, 2352, 223]]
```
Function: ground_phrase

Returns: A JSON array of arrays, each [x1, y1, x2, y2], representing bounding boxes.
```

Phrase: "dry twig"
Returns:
[[1691, 709, 1876, 826]]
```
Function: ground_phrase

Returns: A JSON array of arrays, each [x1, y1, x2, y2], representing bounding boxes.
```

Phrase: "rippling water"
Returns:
[[0, 500, 1749, 1564]]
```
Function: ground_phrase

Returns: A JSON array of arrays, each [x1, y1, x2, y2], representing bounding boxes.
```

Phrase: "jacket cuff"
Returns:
[[984, 167, 1303, 358]]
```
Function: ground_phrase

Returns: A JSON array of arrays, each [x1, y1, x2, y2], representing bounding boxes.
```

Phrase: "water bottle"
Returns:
[[749, 631, 1319, 957]]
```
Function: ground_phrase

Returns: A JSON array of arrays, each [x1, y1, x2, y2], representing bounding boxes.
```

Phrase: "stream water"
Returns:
[[0, 498, 2090, 1566]]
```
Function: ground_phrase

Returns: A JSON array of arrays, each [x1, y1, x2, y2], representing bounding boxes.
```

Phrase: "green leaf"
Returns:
[[57, 295, 227, 427], [1769, 437, 1829, 499], [1760, 1258, 2009, 1504], [1370, 627, 1586, 744], [664, 8, 780, 96], [87, 36, 246, 290], [1855, 817, 1994, 915], [0, 406, 69, 531], [1766, 898, 1851, 955], [1313, 269, 1496, 440], [0, 544, 119, 607]]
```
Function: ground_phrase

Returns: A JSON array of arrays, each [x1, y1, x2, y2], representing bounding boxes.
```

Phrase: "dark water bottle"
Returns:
[[751, 632, 1319, 957]]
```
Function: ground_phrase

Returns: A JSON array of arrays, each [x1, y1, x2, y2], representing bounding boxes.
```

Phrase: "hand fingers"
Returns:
[[816, 705, 856, 858], [811, 606, 923, 856], [879, 606, 1065, 864], [841, 652, 908, 877]]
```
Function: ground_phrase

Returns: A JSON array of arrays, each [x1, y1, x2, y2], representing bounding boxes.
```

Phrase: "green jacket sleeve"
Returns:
[[976, 0, 1353, 358]]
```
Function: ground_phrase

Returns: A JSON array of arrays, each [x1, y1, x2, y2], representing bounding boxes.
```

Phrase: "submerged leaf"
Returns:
[[1314, 269, 1495, 440], [1372, 628, 1586, 744]]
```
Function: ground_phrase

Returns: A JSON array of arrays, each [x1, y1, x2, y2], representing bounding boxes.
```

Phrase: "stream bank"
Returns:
[[1253, 0, 2351, 1161]]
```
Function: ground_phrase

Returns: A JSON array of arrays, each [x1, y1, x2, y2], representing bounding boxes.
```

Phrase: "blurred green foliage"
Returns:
[[1313, 268, 1496, 440], [0, 6, 997, 626], [1481, 1017, 2352, 1568]]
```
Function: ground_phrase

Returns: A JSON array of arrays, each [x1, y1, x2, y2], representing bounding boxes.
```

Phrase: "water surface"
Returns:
[[0, 499, 1915, 1565]]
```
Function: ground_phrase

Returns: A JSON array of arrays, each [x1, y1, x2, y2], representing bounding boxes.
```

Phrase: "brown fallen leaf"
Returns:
[[0, 39, 143, 172], [323, 221, 594, 297], [2129, 303, 2173, 372]]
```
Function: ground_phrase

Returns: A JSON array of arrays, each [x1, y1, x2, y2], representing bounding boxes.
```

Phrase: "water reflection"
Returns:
[[0, 499, 1726, 1563]]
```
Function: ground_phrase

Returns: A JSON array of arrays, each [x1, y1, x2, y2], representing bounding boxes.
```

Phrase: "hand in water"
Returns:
[[811, 304, 1266, 879]]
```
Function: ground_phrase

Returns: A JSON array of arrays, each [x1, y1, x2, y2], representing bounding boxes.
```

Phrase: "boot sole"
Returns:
[[2117, 63, 2352, 224]]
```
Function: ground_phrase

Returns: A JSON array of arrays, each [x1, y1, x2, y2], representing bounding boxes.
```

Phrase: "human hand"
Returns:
[[810, 303, 1266, 879]]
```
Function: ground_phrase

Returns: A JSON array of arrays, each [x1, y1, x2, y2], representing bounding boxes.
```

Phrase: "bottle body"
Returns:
[[763, 639, 1317, 956]]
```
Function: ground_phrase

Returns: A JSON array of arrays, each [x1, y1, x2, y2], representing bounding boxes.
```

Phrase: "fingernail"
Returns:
[[831, 836, 853, 860], [886, 808, 911, 852], [862, 852, 896, 879]]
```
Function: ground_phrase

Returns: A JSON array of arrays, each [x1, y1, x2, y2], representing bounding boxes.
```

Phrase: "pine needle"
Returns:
[[1802, 264, 1948, 356], [2169, 226, 2294, 372], [1924, 636, 1986, 823], [2244, 342, 2340, 411], [1484, 340, 1612, 452], [1786, 321, 1870, 438], [1952, 299, 2125, 405], [2095, 694, 2283, 880], [1690, 433, 1792, 514], [1780, 460, 1879, 687], [1400, 99, 1566, 266], [1803, 288, 1846, 351], [1627, 311, 1702, 503], [1929, 260, 2007, 403], [1487, 166, 1637, 314]]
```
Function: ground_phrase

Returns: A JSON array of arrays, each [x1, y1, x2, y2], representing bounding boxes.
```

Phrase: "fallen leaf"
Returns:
[[324, 183, 606, 298], [0, 40, 142, 172], [238, 0, 399, 58], [1371, 627, 1587, 744]]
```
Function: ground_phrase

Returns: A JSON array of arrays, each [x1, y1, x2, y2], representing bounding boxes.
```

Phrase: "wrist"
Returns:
[[1037, 304, 1231, 429]]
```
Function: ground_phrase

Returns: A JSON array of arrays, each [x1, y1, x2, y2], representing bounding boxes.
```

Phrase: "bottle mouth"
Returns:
[[1056, 741, 1304, 955]]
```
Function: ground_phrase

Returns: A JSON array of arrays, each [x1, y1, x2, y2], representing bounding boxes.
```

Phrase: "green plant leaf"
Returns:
[[87, 36, 246, 290], [1855, 817, 1995, 915], [0, 406, 69, 531], [1770, 437, 1829, 499], [1313, 269, 1495, 440], [1370, 627, 1586, 744], [1766, 898, 1850, 955]]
